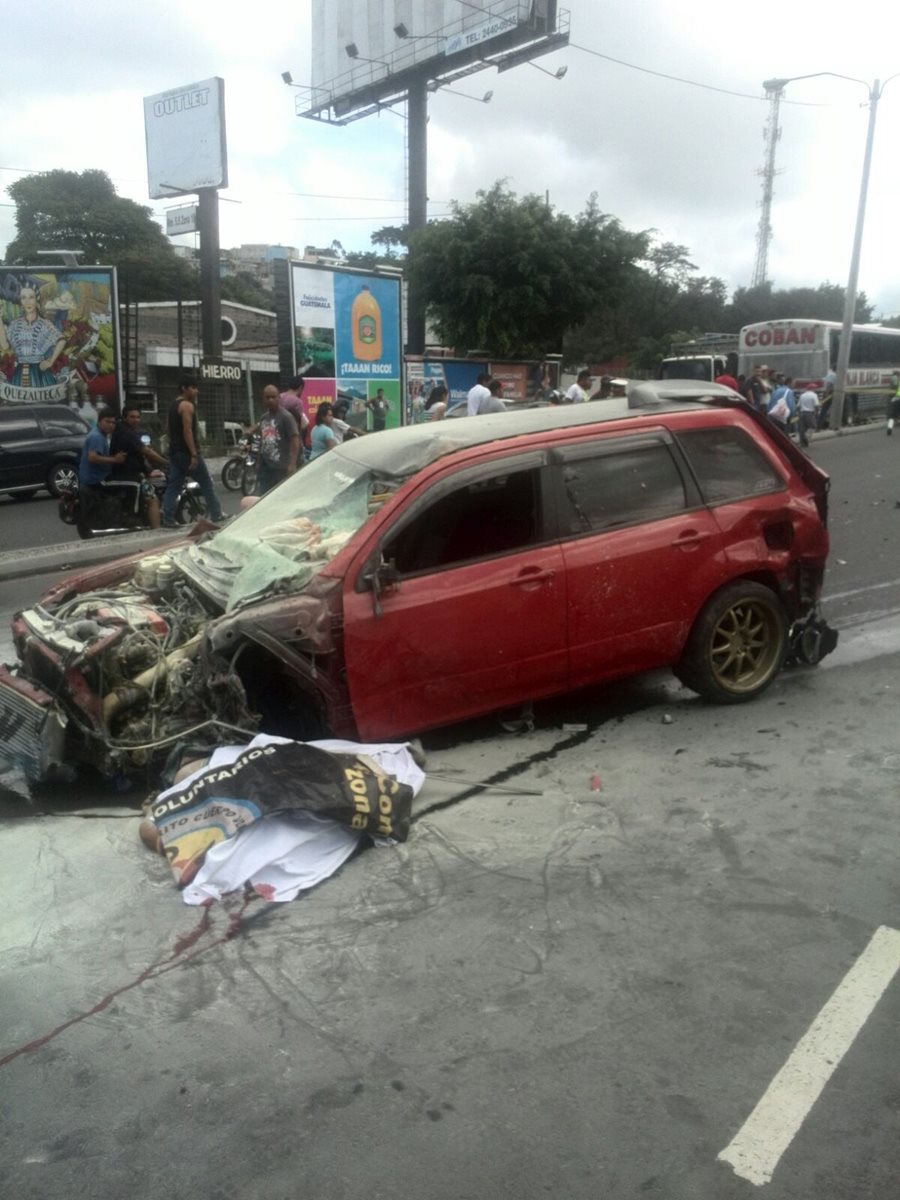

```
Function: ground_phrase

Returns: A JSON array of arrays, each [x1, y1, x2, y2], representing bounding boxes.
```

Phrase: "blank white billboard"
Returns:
[[311, 0, 533, 100], [144, 77, 228, 200]]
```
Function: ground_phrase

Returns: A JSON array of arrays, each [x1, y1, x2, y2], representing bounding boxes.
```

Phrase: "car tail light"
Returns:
[[797, 561, 825, 605], [763, 519, 795, 551]]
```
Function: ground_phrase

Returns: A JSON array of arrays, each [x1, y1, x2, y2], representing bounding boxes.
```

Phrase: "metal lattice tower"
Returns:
[[751, 80, 785, 288]]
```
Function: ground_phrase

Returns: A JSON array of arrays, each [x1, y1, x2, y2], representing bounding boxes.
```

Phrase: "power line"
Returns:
[[288, 213, 451, 222], [568, 43, 832, 106]]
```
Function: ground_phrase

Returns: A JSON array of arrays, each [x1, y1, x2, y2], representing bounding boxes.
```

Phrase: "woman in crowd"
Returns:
[[309, 402, 338, 460]]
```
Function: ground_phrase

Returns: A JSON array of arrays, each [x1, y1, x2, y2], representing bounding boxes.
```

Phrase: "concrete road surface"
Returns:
[[1, 617, 898, 1200]]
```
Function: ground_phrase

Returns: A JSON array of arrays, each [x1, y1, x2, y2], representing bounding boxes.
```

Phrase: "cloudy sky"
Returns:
[[4, 0, 899, 316]]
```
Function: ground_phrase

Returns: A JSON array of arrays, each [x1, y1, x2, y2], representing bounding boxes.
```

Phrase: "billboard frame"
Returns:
[[0, 264, 123, 410], [300, 4, 569, 126]]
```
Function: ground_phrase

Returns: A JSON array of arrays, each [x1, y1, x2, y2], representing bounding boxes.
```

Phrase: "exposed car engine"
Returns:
[[11, 554, 257, 781]]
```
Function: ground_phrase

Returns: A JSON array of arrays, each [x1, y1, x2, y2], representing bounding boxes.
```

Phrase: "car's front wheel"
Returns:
[[676, 581, 788, 703], [47, 462, 79, 497]]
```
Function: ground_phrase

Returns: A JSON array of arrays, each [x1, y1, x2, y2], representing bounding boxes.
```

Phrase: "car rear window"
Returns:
[[557, 444, 687, 534], [677, 427, 784, 504]]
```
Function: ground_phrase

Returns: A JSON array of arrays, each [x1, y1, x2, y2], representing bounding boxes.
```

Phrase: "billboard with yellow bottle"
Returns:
[[290, 263, 402, 429]]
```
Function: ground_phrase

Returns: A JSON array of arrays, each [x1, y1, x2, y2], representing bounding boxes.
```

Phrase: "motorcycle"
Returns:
[[221, 433, 260, 496], [58, 470, 207, 539]]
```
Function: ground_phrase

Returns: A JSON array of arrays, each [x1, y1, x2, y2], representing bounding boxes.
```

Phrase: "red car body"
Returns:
[[1, 387, 833, 783]]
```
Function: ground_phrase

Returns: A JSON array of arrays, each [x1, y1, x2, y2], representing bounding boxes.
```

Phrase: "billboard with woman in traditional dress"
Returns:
[[0, 267, 121, 407]]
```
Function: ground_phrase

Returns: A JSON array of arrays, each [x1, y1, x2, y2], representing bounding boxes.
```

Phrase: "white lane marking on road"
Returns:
[[718, 925, 900, 1187], [826, 577, 900, 603]]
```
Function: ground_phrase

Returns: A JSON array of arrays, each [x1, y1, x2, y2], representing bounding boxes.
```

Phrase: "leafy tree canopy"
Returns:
[[725, 281, 873, 327], [407, 182, 649, 359], [4, 169, 198, 301], [221, 271, 274, 310]]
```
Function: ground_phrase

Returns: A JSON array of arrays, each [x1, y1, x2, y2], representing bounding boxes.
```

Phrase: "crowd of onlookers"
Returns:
[[715, 365, 835, 449]]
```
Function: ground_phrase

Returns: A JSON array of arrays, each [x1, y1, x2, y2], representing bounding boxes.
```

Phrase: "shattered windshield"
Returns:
[[179, 450, 399, 611]]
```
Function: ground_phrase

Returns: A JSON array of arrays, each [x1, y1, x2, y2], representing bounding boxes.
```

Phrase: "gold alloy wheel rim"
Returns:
[[709, 599, 781, 693]]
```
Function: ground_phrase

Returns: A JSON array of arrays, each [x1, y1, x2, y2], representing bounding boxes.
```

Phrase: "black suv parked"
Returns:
[[0, 404, 90, 500]]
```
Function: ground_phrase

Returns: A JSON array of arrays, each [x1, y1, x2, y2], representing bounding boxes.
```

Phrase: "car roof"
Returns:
[[335, 380, 744, 478], [0, 403, 86, 420]]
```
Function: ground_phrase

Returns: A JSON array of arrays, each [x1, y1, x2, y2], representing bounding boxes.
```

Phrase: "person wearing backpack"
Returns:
[[767, 375, 796, 433]]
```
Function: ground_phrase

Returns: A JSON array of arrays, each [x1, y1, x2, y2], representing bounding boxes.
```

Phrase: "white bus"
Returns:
[[738, 319, 900, 416]]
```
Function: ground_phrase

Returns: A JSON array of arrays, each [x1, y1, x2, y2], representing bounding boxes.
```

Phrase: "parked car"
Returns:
[[0, 404, 91, 500], [0, 382, 835, 783]]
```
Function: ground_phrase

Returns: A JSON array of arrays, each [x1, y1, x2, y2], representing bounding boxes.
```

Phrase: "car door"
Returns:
[[674, 422, 814, 566], [341, 452, 567, 739], [550, 432, 729, 689], [0, 411, 45, 490]]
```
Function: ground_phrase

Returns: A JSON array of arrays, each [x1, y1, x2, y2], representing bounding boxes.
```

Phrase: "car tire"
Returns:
[[58, 494, 79, 525], [676, 581, 788, 703], [221, 457, 244, 491], [47, 462, 79, 497], [176, 492, 208, 525], [11, 490, 38, 502]]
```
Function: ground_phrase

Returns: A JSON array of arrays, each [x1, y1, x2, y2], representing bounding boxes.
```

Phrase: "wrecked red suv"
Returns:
[[0, 381, 835, 783]]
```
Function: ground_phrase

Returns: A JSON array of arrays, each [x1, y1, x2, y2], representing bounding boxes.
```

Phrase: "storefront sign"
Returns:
[[200, 358, 244, 384]]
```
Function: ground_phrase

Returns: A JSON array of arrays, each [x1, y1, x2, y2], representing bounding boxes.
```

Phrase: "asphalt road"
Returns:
[[1, 427, 898, 1200], [0, 457, 236, 551]]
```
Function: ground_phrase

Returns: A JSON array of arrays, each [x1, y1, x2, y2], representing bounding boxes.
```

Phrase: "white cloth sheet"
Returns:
[[163, 734, 425, 905]]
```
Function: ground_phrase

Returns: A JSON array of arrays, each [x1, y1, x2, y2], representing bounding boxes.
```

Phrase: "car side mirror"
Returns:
[[362, 554, 400, 618]]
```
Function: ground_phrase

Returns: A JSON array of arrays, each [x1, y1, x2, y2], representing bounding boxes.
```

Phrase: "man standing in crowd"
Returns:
[[565, 368, 593, 404], [886, 370, 900, 436], [767, 376, 796, 433], [161, 379, 225, 528], [366, 387, 390, 432], [474, 377, 507, 414], [251, 384, 300, 494], [797, 384, 820, 449], [466, 372, 491, 416], [111, 405, 169, 529], [279, 376, 309, 437], [743, 365, 765, 410]]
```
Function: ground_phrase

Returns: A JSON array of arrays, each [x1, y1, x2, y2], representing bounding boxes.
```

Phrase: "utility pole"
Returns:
[[830, 80, 881, 431], [405, 75, 428, 356], [751, 80, 785, 288], [197, 188, 223, 359]]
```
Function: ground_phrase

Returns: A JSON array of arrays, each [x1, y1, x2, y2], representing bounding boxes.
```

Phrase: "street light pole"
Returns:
[[760, 70, 899, 432], [830, 80, 881, 430]]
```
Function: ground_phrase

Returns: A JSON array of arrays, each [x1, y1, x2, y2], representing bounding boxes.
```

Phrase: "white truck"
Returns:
[[658, 334, 739, 383]]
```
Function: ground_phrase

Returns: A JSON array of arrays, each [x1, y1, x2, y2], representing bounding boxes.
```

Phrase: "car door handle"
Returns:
[[671, 529, 712, 548], [509, 567, 556, 586]]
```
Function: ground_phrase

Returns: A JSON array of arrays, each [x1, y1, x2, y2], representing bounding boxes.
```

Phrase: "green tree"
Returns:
[[221, 272, 275, 310], [4, 169, 198, 301], [371, 224, 408, 259], [407, 183, 649, 358], [725, 281, 873, 328]]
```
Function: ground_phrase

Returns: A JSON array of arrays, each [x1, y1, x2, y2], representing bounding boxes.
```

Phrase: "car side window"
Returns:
[[557, 444, 687, 534], [0, 415, 41, 443], [387, 468, 541, 575], [40, 414, 89, 438], [677, 427, 784, 504]]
